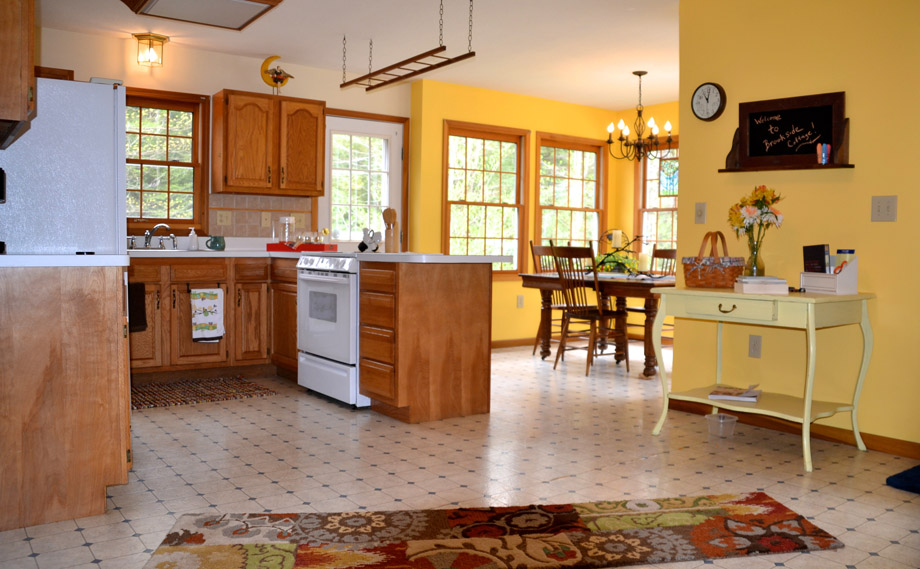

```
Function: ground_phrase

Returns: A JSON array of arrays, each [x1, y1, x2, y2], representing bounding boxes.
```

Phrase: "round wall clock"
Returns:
[[691, 82, 726, 121]]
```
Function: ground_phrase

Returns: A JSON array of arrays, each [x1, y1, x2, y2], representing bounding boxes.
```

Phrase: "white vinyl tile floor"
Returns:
[[1, 344, 918, 569]]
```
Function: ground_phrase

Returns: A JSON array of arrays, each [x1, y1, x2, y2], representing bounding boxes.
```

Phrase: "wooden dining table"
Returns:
[[519, 272, 676, 377]]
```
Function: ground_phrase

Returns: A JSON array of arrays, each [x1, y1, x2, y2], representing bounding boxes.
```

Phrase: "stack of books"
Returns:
[[734, 276, 789, 295], [708, 384, 762, 402]]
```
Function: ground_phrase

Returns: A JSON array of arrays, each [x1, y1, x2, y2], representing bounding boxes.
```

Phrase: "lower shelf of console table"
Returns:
[[649, 287, 875, 472]]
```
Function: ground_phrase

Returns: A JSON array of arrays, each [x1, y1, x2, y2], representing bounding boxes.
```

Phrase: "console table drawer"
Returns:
[[685, 296, 777, 322]]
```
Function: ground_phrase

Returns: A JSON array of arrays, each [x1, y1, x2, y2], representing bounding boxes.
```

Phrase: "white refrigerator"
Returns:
[[0, 78, 126, 255]]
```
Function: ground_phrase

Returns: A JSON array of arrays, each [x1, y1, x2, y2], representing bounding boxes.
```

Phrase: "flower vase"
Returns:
[[744, 237, 765, 276]]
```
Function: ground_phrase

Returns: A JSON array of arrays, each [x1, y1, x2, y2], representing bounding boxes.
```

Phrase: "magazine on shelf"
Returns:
[[708, 384, 762, 402]]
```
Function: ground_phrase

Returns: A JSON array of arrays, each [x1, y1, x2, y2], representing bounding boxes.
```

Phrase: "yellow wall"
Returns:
[[679, 0, 919, 444], [408, 79, 679, 341]]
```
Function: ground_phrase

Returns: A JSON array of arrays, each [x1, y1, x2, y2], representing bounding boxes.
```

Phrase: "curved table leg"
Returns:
[[852, 299, 873, 451], [652, 296, 669, 435]]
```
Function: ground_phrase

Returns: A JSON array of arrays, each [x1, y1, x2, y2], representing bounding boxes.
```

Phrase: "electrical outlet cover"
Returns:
[[292, 213, 306, 228], [261, 212, 272, 227], [694, 202, 707, 224], [216, 210, 232, 226]]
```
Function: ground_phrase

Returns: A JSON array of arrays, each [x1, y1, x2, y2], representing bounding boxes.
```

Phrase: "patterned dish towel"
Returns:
[[190, 288, 224, 342]]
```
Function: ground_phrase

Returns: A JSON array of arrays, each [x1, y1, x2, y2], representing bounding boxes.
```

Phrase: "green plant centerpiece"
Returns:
[[595, 251, 638, 273]]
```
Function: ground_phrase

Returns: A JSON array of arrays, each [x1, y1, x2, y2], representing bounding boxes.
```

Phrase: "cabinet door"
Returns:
[[278, 99, 325, 195], [0, 0, 35, 149], [171, 285, 229, 365], [234, 282, 269, 363], [224, 92, 274, 190], [270, 282, 298, 372], [129, 282, 164, 369]]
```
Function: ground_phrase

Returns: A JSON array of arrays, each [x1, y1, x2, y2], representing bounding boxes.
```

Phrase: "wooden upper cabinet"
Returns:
[[225, 93, 274, 190], [0, 0, 35, 149], [212, 89, 326, 196]]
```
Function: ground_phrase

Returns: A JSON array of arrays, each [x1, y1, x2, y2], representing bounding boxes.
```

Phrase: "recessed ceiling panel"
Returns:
[[122, 0, 280, 30]]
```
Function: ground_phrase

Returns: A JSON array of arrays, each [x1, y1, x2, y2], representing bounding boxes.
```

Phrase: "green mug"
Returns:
[[206, 236, 225, 251]]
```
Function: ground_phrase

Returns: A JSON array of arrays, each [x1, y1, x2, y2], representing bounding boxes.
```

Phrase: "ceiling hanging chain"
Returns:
[[341, 35, 347, 84], [468, 0, 473, 53], [340, 0, 476, 92], [369, 39, 373, 76]]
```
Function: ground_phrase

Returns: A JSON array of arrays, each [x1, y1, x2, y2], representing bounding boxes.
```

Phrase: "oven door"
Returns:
[[297, 269, 357, 365]]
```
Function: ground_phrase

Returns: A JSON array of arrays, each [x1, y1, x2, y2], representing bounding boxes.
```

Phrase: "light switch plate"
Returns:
[[216, 210, 232, 226], [694, 202, 707, 224], [871, 195, 897, 222], [749, 335, 762, 358], [261, 212, 272, 227]]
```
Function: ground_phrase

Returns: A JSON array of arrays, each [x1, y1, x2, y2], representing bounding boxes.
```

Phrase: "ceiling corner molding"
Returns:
[[120, 0, 282, 31]]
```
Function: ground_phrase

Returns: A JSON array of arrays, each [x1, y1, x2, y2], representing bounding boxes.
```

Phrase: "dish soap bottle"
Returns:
[[187, 227, 199, 251]]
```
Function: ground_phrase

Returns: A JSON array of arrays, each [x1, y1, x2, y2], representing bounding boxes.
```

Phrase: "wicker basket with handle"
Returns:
[[682, 231, 745, 288]]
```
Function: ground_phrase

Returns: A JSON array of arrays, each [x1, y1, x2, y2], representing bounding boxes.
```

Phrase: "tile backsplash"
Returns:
[[208, 193, 313, 237]]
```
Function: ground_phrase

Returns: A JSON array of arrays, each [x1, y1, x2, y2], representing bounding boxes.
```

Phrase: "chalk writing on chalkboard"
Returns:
[[748, 105, 832, 157]]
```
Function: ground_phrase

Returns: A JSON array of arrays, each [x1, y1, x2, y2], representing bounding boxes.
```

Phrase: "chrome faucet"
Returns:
[[144, 223, 171, 248]]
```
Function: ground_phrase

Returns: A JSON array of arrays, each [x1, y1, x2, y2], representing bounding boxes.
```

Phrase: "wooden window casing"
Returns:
[[126, 88, 210, 236], [534, 132, 607, 266], [442, 120, 529, 276]]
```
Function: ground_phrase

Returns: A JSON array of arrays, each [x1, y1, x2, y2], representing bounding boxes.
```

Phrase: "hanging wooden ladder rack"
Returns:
[[340, 46, 476, 92]]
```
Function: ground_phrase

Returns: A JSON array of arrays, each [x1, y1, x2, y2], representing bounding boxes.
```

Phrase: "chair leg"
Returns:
[[585, 320, 597, 376], [554, 315, 570, 370]]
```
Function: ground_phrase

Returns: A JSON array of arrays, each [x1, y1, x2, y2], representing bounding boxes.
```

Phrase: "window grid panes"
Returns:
[[537, 144, 601, 251], [125, 105, 195, 220], [330, 132, 390, 241], [638, 147, 679, 263], [447, 133, 521, 271]]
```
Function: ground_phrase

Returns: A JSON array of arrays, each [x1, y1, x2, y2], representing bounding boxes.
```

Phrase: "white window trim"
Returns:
[[320, 116, 403, 250]]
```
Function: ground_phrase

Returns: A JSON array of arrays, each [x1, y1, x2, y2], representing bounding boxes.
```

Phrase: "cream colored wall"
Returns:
[[408, 80, 679, 342], [36, 27, 411, 236], [679, 0, 919, 444]]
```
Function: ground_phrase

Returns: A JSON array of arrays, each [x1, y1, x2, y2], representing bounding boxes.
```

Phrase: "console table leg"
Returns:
[[651, 298, 669, 436]]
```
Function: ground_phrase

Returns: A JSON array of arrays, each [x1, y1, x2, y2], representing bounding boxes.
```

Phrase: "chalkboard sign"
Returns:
[[724, 91, 850, 171]]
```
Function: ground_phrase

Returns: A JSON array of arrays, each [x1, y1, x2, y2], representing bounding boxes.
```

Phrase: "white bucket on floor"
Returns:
[[706, 413, 738, 437]]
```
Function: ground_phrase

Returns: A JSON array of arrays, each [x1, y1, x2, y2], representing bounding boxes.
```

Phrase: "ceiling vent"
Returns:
[[120, 0, 281, 31]]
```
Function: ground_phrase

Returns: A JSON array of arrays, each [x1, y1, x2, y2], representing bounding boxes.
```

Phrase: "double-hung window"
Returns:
[[444, 121, 527, 273], [535, 134, 605, 254], [636, 144, 679, 258], [125, 88, 209, 234]]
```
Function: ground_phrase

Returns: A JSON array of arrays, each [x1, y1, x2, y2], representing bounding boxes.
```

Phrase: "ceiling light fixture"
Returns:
[[606, 71, 673, 162], [133, 32, 169, 67]]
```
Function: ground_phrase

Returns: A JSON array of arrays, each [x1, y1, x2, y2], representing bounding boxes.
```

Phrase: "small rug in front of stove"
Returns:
[[130, 376, 276, 410]]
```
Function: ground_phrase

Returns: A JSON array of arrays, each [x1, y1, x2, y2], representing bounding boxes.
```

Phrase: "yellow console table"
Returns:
[[650, 287, 875, 472]]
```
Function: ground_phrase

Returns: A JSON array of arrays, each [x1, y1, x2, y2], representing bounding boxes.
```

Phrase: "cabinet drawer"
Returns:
[[271, 258, 298, 283], [361, 267, 396, 293], [128, 263, 162, 282], [359, 358, 398, 404], [360, 292, 395, 327], [171, 262, 229, 282], [685, 296, 777, 322], [233, 259, 269, 281], [360, 325, 395, 364]]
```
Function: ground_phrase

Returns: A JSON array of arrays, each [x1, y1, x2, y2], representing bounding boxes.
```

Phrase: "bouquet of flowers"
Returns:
[[727, 185, 783, 276]]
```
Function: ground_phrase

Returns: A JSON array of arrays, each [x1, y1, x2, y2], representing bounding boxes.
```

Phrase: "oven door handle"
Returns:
[[298, 272, 351, 284]]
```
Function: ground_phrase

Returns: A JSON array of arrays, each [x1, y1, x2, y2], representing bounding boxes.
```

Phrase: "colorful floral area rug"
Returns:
[[131, 376, 276, 410], [143, 492, 842, 568]]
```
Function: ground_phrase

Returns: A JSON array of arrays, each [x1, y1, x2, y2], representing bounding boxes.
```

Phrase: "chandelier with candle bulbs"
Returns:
[[606, 71, 673, 161]]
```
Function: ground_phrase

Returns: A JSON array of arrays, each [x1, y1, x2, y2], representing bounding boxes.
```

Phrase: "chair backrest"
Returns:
[[650, 245, 677, 275], [550, 242, 602, 310], [530, 241, 556, 274]]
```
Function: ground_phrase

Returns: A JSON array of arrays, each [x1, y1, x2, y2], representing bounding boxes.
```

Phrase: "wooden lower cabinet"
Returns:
[[128, 257, 273, 373], [269, 258, 298, 373], [0, 266, 130, 531], [358, 261, 492, 423]]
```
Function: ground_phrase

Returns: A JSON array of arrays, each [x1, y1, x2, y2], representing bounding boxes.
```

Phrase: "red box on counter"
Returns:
[[266, 243, 338, 252]]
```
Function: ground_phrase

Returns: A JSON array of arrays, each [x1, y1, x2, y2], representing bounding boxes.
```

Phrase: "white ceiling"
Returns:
[[36, 0, 679, 111]]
